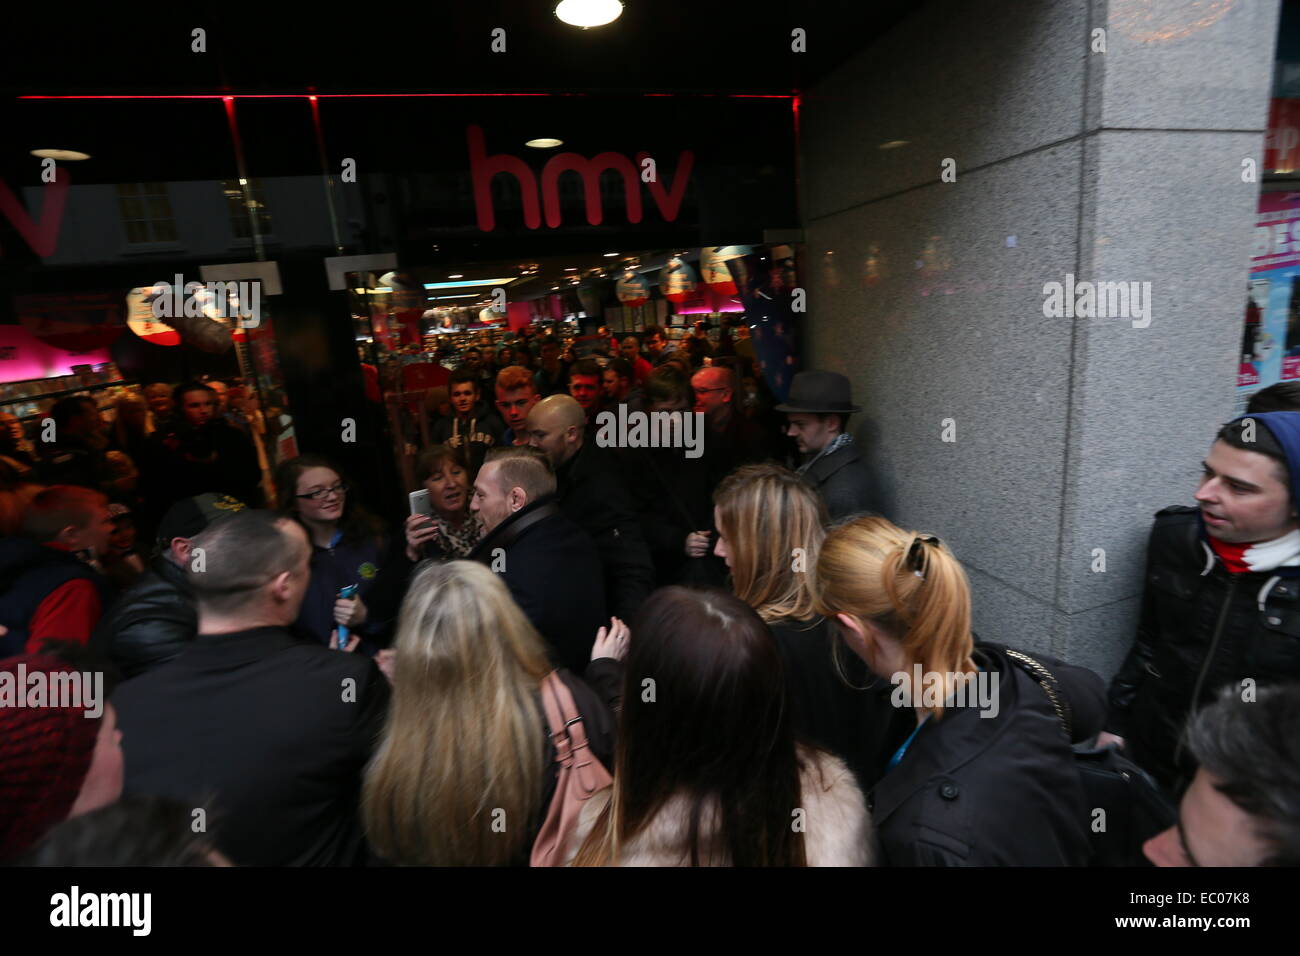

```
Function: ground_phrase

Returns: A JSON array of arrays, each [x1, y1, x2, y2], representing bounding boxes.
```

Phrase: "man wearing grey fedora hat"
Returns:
[[775, 370, 873, 521]]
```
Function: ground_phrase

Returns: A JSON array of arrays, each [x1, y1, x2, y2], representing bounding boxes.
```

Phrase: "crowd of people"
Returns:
[[2, 332, 1299, 868]]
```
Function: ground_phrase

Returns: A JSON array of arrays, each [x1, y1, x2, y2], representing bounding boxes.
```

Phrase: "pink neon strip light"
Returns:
[[20, 92, 793, 101]]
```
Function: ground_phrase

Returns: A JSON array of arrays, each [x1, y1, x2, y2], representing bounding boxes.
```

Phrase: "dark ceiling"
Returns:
[[4, 0, 918, 97]]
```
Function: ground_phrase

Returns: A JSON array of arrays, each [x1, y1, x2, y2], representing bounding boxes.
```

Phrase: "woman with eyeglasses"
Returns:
[[276, 455, 390, 650], [812, 515, 1108, 865]]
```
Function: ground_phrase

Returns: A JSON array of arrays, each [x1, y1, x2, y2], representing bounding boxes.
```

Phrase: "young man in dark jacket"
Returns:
[[468, 445, 609, 674], [431, 368, 504, 477], [112, 510, 389, 867], [141, 382, 264, 520], [91, 493, 247, 679], [1104, 412, 1300, 794]]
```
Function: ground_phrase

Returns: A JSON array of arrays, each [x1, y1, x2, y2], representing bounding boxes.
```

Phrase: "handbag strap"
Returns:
[[538, 670, 596, 773], [1005, 649, 1073, 741]]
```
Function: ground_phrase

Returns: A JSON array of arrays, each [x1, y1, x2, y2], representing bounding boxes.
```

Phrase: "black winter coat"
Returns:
[[872, 643, 1105, 866], [623, 444, 726, 588], [469, 496, 608, 674], [555, 442, 655, 621], [768, 616, 911, 792], [90, 554, 195, 679], [1106, 506, 1300, 792], [113, 625, 389, 867]]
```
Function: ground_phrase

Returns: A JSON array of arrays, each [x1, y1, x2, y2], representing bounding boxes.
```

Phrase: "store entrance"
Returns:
[[345, 244, 778, 494]]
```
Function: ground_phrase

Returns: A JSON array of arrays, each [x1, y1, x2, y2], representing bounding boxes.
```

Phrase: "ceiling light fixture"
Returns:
[[879, 140, 909, 150], [30, 148, 91, 161], [525, 137, 564, 149], [555, 0, 624, 28]]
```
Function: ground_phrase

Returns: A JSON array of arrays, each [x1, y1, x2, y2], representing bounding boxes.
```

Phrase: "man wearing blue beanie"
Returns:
[[1104, 412, 1300, 793]]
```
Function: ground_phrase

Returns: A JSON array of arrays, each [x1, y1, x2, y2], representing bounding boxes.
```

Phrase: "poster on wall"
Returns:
[[1238, 191, 1300, 414]]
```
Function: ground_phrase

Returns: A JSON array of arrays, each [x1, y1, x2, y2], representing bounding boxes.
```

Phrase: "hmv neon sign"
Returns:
[[468, 125, 694, 232]]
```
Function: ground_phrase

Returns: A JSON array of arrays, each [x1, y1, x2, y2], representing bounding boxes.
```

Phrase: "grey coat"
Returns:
[[802, 442, 874, 520]]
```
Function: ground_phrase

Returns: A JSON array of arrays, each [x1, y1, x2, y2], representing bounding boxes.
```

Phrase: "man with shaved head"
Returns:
[[526, 395, 653, 620]]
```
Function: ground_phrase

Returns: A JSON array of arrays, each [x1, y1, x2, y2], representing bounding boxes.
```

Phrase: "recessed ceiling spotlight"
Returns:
[[526, 138, 564, 149], [879, 140, 909, 150], [31, 148, 91, 161], [448, 274, 464, 278], [555, 0, 623, 28], [565, 267, 577, 271], [603, 251, 618, 257]]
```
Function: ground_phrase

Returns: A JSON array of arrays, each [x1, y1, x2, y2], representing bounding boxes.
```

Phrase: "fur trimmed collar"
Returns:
[[566, 749, 874, 866]]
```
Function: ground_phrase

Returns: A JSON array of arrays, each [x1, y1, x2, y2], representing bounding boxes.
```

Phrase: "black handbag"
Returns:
[[1006, 650, 1177, 867]]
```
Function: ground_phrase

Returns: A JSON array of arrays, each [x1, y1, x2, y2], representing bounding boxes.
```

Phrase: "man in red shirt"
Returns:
[[619, 336, 653, 386], [0, 485, 113, 656]]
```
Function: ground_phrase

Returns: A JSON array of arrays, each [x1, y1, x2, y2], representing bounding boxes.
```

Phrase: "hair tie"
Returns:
[[905, 533, 941, 581]]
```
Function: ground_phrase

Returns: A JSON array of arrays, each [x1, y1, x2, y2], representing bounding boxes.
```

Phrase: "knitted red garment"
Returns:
[[0, 654, 101, 861]]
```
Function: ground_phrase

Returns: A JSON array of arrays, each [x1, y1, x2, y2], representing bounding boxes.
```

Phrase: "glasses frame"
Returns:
[[296, 481, 349, 501]]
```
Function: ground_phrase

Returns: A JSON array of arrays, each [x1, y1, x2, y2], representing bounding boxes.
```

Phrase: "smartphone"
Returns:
[[408, 488, 433, 517]]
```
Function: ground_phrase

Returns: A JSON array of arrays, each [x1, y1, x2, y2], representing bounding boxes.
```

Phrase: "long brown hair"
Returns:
[[813, 516, 975, 720], [361, 560, 553, 865], [572, 587, 808, 866], [713, 463, 827, 623], [274, 454, 383, 547]]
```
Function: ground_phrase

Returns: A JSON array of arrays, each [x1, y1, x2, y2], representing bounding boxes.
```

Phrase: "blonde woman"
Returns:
[[813, 515, 1107, 865], [713, 464, 906, 789], [362, 560, 626, 866]]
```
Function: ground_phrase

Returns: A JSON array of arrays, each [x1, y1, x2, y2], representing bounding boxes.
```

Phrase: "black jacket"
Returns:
[[141, 419, 264, 516], [801, 442, 874, 521], [768, 616, 911, 791], [704, 410, 775, 481], [469, 496, 608, 674], [1106, 505, 1300, 791], [37, 436, 116, 494], [113, 625, 390, 867], [555, 442, 655, 620], [872, 643, 1104, 866], [90, 554, 195, 679], [624, 444, 727, 588]]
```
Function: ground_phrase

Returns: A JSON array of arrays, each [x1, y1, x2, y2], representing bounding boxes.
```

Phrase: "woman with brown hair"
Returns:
[[570, 586, 871, 866], [712, 463, 905, 788], [362, 560, 625, 866], [275, 454, 389, 648], [813, 515, 1107, 865], [402, 444, 482, 563]]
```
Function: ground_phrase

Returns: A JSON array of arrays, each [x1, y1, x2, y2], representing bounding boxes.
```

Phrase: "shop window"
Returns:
[[221, 179, 274, 239], [116, 182, 178, 244]]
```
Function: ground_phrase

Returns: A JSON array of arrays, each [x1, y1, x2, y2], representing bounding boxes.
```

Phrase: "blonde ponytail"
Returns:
[[814, 517, 976, 719]]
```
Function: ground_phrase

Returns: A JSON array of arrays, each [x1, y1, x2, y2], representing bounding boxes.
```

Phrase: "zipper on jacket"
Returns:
[[1175, 575, 1236, 769]]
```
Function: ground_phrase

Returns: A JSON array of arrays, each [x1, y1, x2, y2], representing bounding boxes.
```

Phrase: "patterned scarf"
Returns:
[[435, 512, 484, 559], [797, 432, 854, 476]]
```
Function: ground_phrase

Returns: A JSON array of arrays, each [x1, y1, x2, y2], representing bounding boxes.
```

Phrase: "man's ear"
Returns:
[[170, 537, 192, 565], [269, 570, 294, 603], [55, 523, 80, 547], [508, 487, 527, 512]]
